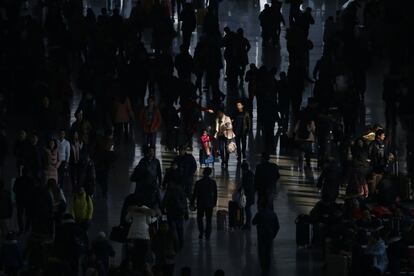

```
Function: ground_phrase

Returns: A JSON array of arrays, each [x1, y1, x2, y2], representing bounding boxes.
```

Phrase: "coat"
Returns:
[[139, 106, 162, 133], [252, 208, 280, 241], [191, 176, 217, 209], [71, 192, 93, 221], [113, 98, 134, 124], [215, 114, 235, 139], [125, 206, 154, 240], [255, 161, 280, 196]]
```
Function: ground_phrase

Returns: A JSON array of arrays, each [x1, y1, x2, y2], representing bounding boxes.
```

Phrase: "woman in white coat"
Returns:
[[214, 109, 235, 168], [125, 205, 156, 272]]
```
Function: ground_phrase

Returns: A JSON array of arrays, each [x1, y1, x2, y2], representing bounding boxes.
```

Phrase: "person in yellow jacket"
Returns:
[[71, 187, 93, 232]]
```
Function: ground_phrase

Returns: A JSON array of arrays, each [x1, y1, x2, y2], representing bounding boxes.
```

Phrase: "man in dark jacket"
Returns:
[[174, 147, 197, 198], [232, 100, 251, 161], [241, 161, 255, 230], [254, 153, 280, 210], [162, 180, 189, 249], [179, 3, 196, 47], [13, 167, 35, 234], [190, 168, 217, 240], [0, 180, 13, 238], [252, 199, 280, 276]]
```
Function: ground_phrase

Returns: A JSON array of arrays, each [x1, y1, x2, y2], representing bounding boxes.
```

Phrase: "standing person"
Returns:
[[294, 113, 316, 169], [190, 168, 217, 240], [71, 187, 94, 233], [113, 94, 134, 144], [151, 221, 178, 276], [162, 179, 188, 250], [214, 109, 235, 168], [368, 129, 394, 195], [57, 130, 70, 189], [139, 96, 162, 149], [232, 100, 251, 162], [80, 154, 96, 196], [270, 0, 285, 46], [254, 153, 280, 210], [47, 178, 66, 232], [241, 161, 255, 230], [43, 138, 60, 185], [130, 147, 163, 208], [179, 3, 196, 47], [317, 158, 341, 203], [26, 133, 43, 179], [236, 28, 251, 85], [13, 167, 35, 234], [245, 64, 258, 119], [125, 205, 155, 274], [252, 199, 280, 276], [70, 131, 85, 192], [174, 147, 197, 198], [259, 4, 272, 45], [0, 180, 12, 238], [13, 130, 29, 176], [93, 129, 114, 198], [277, 71, 290, 132], [175, 45, 194, 81]]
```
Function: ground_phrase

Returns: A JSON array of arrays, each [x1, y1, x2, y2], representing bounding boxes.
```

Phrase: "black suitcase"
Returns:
[[228, 201, 244, 228], [295, 214, 312, 247]]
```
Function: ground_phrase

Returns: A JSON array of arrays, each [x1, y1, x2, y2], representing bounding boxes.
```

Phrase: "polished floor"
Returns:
[[7, 0, 395, 275]]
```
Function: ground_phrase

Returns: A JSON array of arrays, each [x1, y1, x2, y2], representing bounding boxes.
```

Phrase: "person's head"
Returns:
[[179, 146, 187, 156], [223, 26, 230, 34], [75, 111, 83, 121], [147, 96, 155, 108], [72, 131, 80, 142], [59, 130, 66, 140], [47, 139, 57, 150], [180, 44, 188, 53], [146, 147, 155, 159], [217, 109, 224, 119], [18, 130, 27, 140], [101, 7, 107, 15], [171, 161, 178, 170], [30, 134, 38, 145], [241, 161, 249, 171], [249, 63, 257, 70], [279, 71, 287, 79], [237, 28, 244, 36], [181, 267, 191, 276], [375, 129, 386, 141], [305, 7, 312, 14], [236, 100, 244, 112], [78, 187, 86, 195], [264, 4, 269, 9], [47, 178, 58, 190], [202, 129, 208, 136], [261, 152, 270, 162], [203, 167, 212, 177], [42, 96, 50, 108], [214, 270, 225, 276]]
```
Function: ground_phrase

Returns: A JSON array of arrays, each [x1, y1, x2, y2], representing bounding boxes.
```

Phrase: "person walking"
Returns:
[[232, 100, 251, 162], [214, 109, 235, 168], [254, 153, 280, 210], [190, 168, 217, 240], [139, 97, 161, 149], [174, 147, 197, 198], [71, 187, 94, 233], [252, 199, 280, 276], [240, 161, 255, 230], [43, 138, 60, 184]]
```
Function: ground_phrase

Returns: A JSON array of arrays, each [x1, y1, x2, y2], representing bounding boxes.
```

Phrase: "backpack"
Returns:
[[297, 120, 311, 140]]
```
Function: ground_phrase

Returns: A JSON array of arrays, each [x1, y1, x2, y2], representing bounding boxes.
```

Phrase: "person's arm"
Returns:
[[157, 159, 162, 187], [65, 141, 71, 164], [87, 196, 94, 220], [213, 180, 218, 207]]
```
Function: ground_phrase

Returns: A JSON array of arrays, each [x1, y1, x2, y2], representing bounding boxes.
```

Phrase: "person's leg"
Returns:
[[244, 204, 251, 228], [17, 203, 25, 234], [235, 136, 242, 160], [175, 216, 185, 249], [123, 122, 130, 142], [205, 208, 213, 239], [150, 132, 157, 148], [304, 142, 312, 168], [258, 238, 272, 276], [241, 134, 247, 159], [219, 137, 226, 166], [197, 208, 205, 238], [58, 162, 66, 189]]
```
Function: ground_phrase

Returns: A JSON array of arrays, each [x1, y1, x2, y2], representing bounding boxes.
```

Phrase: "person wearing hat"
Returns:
[[190, 168, 217, 239]]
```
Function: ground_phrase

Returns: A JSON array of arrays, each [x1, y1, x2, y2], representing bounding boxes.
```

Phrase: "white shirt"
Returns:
[[58, 138, 71, 163], [125, 206, 155, 240]]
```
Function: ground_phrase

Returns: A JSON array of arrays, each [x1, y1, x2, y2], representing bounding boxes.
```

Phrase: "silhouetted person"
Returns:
[[254, 153, 280, 210], [190, 168, 217, 240], [235, 28, 251, 85], [277, 72, 290, 132], [179, 3, 196, 47], [232, 100, 251, 161], [175, 44, 194, 81], [252, 198, 280, 276]]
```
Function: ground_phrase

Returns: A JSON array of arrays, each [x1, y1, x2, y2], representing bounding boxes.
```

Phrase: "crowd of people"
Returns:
[[0, 0, 413, 275]]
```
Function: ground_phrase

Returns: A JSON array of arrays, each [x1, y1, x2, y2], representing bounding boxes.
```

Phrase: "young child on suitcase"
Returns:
[[200, 129, 214, 168]]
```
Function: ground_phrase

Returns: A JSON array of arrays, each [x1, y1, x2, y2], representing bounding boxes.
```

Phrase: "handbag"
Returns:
[[226, 139, 237, 154], [109, 225, 129, 243], [232, 189, 247, 208]]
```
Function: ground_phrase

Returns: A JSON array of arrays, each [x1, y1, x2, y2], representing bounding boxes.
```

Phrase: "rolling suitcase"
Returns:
[[216, 210, 228, 231], [228, 201, 244, 229], [295, 214, 312, 248]]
